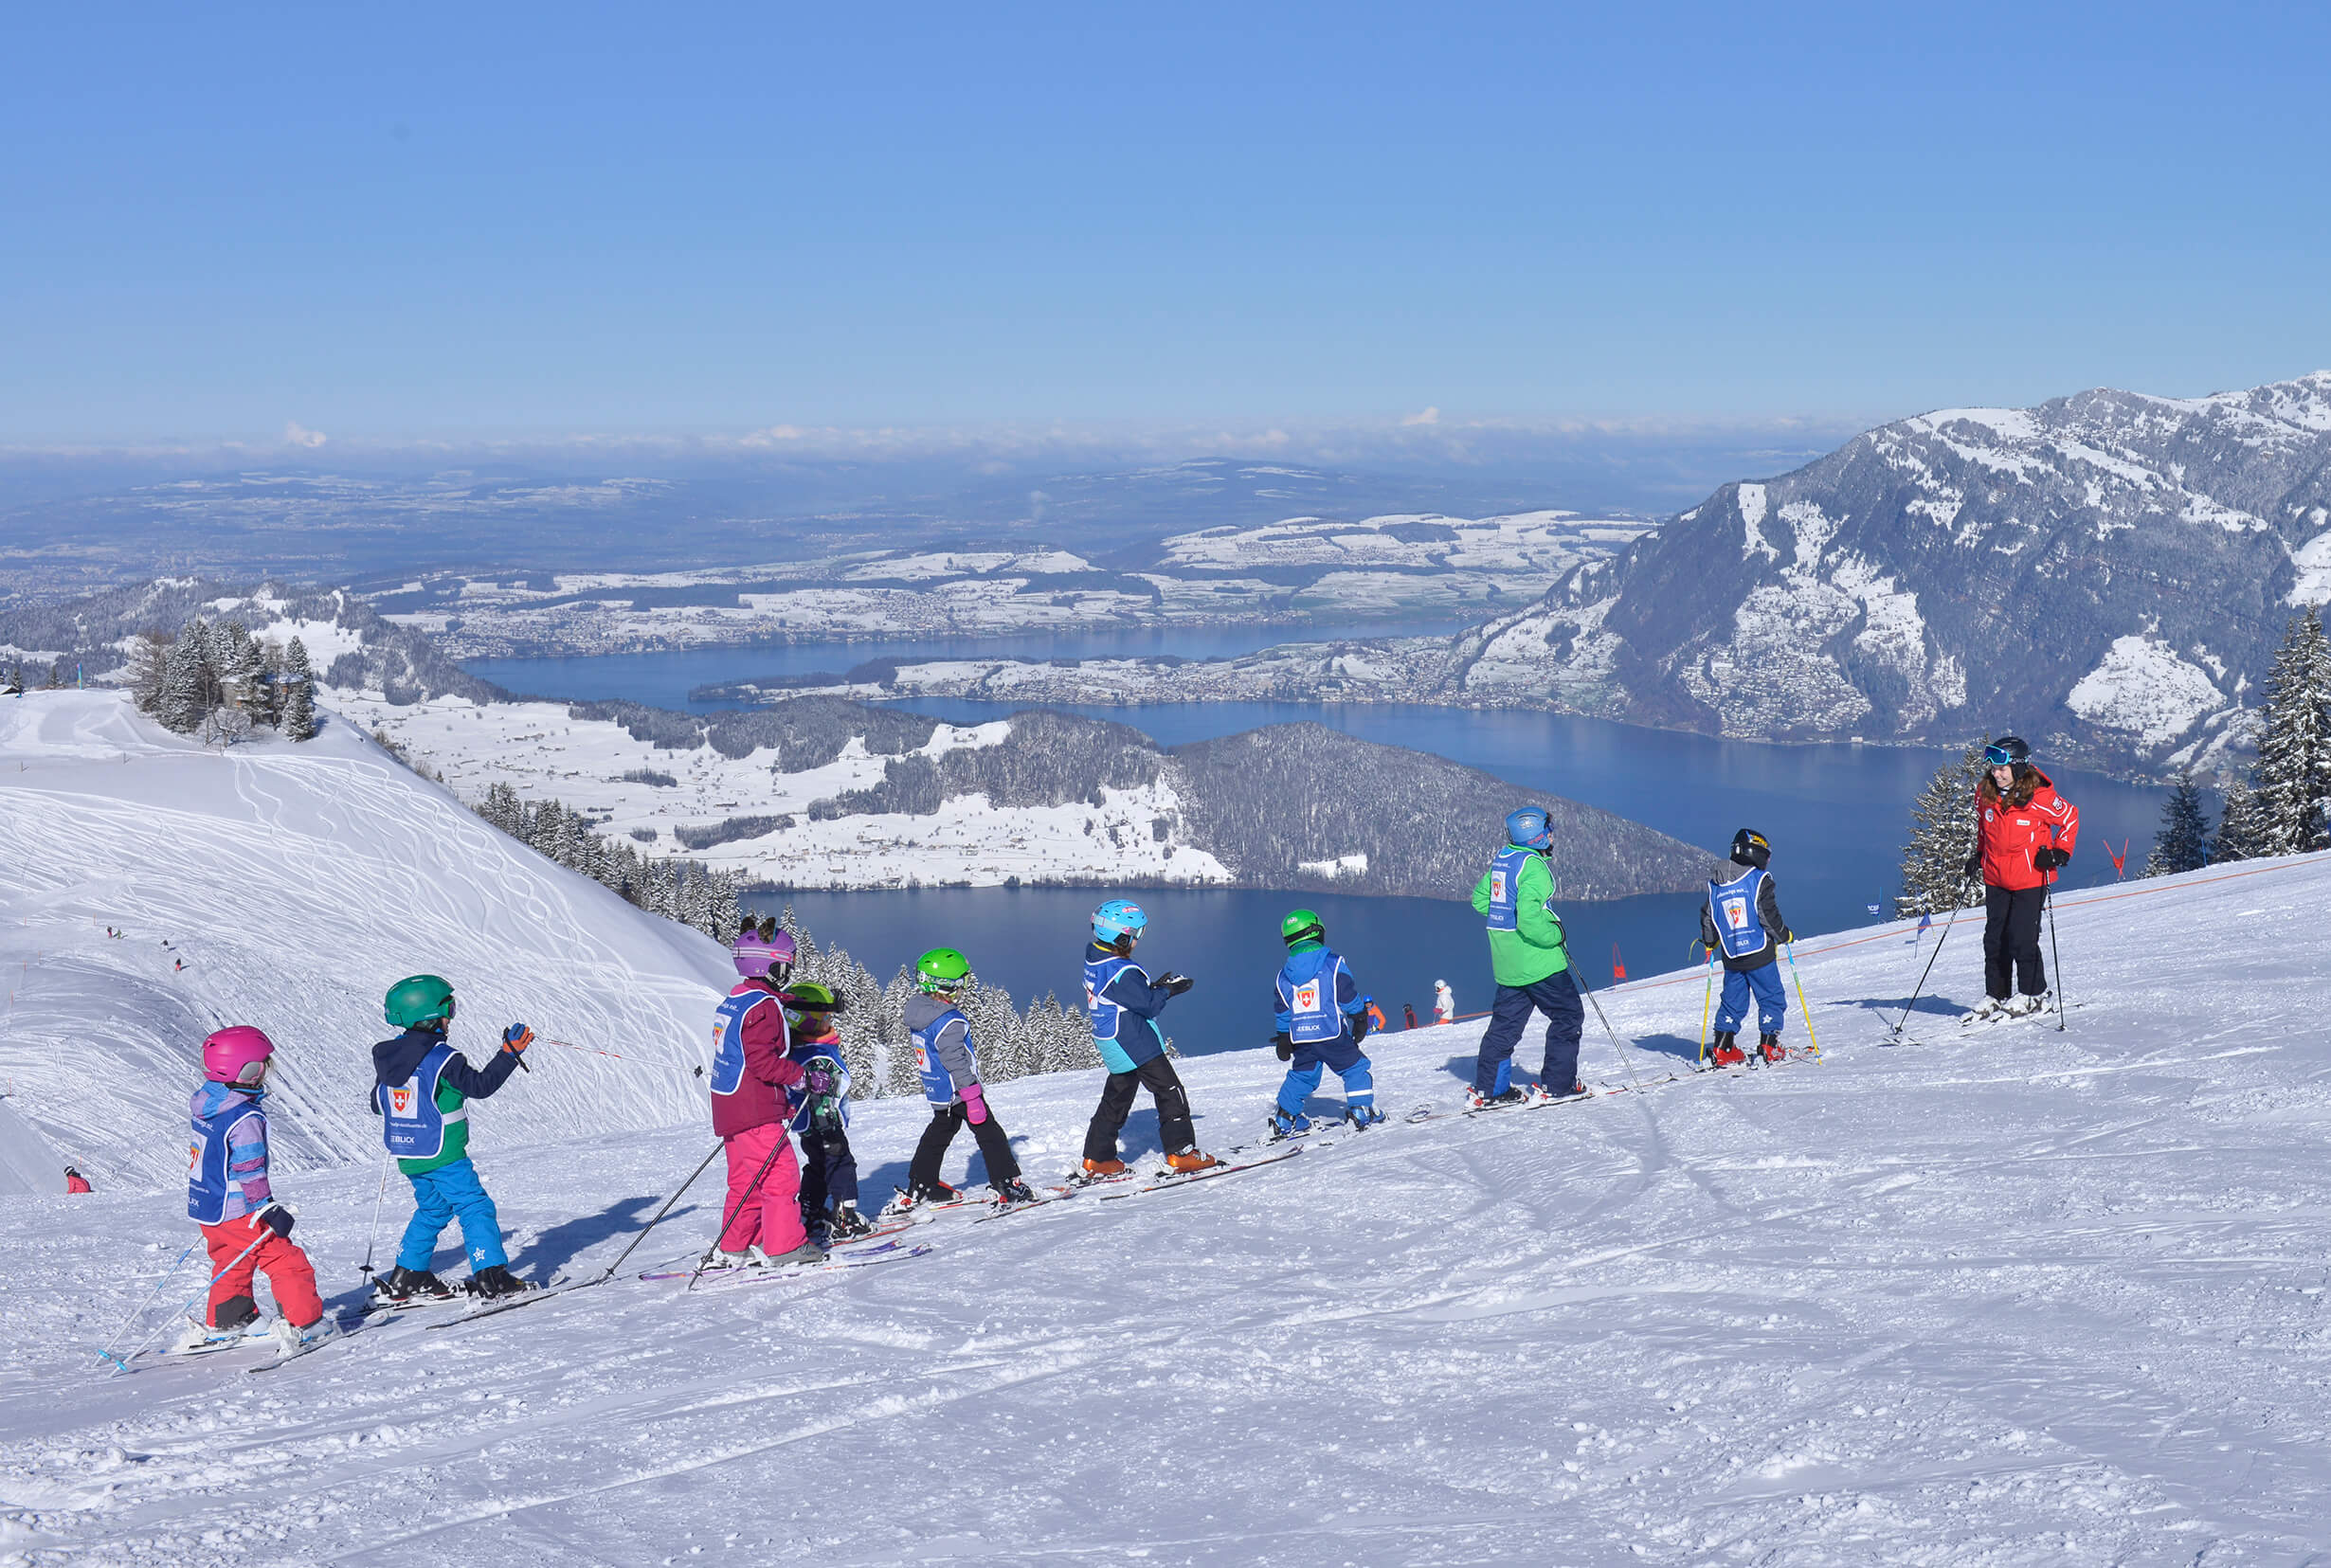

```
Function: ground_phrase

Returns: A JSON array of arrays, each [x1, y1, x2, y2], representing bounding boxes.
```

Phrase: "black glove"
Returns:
[[258, 1204, 295, 1239], [1156, 971, 1194, 997], [1961, 854, 1982, 882], [1780, 928, 1794, 945], [1351, 1009, 1371, 1046], [2033, 847, 2070, 872], [1272, 1032, 1293, 1061]]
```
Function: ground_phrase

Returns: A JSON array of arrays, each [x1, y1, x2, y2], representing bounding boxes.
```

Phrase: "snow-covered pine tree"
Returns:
[[955, 979, 1025, 1085], [2142, 770, 2210, 876], [280, 637, 318, 740], [1894, 740, 1986, 916], [156, 634, 208, 733], [2213, 778, 2268, 863], [2252, 607, 2331, 856], [880, 965, 922, 1098], [127, 634, 171, 714], [217, 622, 262, 715]]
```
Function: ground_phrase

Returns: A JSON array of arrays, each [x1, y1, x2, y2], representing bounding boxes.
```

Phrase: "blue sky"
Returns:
[[5, 2, 2326, 446]]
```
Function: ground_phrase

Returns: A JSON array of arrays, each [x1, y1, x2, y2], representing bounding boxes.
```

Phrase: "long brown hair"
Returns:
[[1978, 766, 2043, 808]]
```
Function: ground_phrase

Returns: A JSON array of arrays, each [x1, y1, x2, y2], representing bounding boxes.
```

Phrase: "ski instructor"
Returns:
[[1467, 806, 1584, 1108], [1961, 735, 2081, 1021]]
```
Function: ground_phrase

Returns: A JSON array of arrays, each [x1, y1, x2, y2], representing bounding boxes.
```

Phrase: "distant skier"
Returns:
[[1700, 829, 1794, 1066], [64, 1165, 91, 1194], [783, 981, 872, 1242], [898, 947, 1039, 1207], [708, 925, 818, 1267], [184, 1027, 329, 1353], [1267, 909, 1382, 1136], [1433, 979, 1455, 1025], [1961, 736, 2081, 1021], [1402, 1003, 1418, 1030], [1467, 806, 1584, 1108], [1081, 900, 1219, 1176], [370, 975, 535, 1300]]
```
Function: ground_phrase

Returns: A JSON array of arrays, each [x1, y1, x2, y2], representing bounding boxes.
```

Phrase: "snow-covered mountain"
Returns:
[[1467, 373, 2331, 775], [4, 845, 2327, 1561], [0, 691, 728, 1193]]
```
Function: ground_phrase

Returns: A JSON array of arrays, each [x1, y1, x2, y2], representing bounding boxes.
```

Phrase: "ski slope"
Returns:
[[0, 691, 729, 1192], [4, 690, 2329, 1561]]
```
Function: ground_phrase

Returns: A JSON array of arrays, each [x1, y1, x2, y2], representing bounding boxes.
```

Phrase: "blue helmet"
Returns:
[[1505, 806, 1552, 851], [1092, 899, 1148, 945]]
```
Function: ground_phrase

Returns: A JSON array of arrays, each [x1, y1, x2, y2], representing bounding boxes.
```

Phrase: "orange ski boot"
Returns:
[[1081, 1158, 1128, 1178], [1165, 1147, 1220, 1174]]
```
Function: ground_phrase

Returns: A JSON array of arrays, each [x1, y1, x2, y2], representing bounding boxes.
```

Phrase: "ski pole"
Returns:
[[1784, 941, 1821, 1061], [93, 1239, 197, 1370], [1575, 976, 1649, 1093], [107, 1225, 272, 1374], [1891, 897, 1964, 1039], [2044, 875, 2067, 1033], [358, 1152, 390, 1289], [596, 1142, 723, 1286], [1697, 946, 1714, 1069], [689, 1136, 787, 1292], [541, 1037, 704, 1076]]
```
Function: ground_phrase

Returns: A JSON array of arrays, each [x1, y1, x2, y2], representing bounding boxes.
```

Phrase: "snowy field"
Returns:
[[6, 690, 2331, 1561]]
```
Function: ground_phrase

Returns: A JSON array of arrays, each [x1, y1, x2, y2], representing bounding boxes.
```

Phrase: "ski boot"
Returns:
[[172, 1317, 271, 1355], [467, 1265, 530, 1299], [826, 1201, 874, 1241], [2003, 992, 2049, 1018], [1077, 1157, 1129, 1184], [1708, 1031, 1747, 1068], [378, 1267, 456, 1304], [1165, 1146, 1220, 1174], [909, 1180, 961, 1207], [705, 1248, 755, 1271], [1960, 997, 2006, 1025], [212, 1293, 261, 1332], [1758, 1032, 1786, 1064], [1346, 1104, 1386, 1128], [1467, 1086, 1528, 1109], [270, 1315, 335, 1357], [750, 1241, 828, 1270], [1269, 1108, 1312, 1140], [990, 1178, 1040, 1207], [1531, 1080, 1588, 1103]]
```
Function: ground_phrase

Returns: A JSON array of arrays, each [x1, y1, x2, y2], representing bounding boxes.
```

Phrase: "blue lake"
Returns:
[[469, 639, 2166, 1056]]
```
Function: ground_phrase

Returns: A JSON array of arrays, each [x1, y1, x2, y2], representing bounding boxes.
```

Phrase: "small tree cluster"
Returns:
[[2245, 607, 2331, 857], [2142, 770, 2211, 877], [1895, 740, 1987, 916], [129, 621, 317, 743], [472, 782, 744, 941]]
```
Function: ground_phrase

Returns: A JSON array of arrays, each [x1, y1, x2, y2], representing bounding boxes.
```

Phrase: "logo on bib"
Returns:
[[1490, 870, 1509, 903], [387, 1082, 418, 1118], [1292, 979, 1322, 1013]]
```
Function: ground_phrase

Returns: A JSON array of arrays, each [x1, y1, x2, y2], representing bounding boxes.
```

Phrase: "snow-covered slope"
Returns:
[[0, 692, 729, 1191], [4, 845, 2329, 1561]]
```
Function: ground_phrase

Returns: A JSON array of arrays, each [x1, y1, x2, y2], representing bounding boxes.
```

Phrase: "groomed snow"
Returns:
[[4, 719, 2331, 1561]]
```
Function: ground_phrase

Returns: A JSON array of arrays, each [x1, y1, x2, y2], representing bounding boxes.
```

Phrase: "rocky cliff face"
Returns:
[[1455, 373, 2331, 776]]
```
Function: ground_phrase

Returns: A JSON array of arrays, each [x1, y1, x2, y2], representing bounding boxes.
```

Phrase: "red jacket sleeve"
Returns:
[[2034, 784, 2080, 857]]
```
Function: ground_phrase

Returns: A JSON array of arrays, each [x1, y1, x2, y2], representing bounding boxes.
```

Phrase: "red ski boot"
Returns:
[[1708, 1031, 1747, 1068], [1758, 1032, 1786, 1064]]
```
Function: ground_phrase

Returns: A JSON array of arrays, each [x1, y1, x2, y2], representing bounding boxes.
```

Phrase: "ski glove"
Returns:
[[501, 1023, 533, 1054], [258, 1203, 296, 1239], [1155, 972, 1195, 997], [801, 1055, 841, 1098], [1351, 1007, 1371, 1046], [1272, 1032, 1294, 1061], [962, 1083, 988, 1126], [1961, 854, 1983, 882], [2033, 847, 2070, 872]]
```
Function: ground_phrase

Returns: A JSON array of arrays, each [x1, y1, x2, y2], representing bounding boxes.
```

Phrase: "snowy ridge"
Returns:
[[0, 692, 730, 1191], [3, 850, 2330, 1559]]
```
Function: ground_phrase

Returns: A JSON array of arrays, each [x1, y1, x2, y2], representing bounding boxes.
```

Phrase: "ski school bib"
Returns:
[[1708, 866, 1770, 960], [186, 1100, 264, 1224], [378, 1042, 464, 1160], [710, 986, 783, 1101], [1084, 954, 1138, 1042], [1484, 846, 1535, 931], [911, 1007, 977, 1105], [1280, 948, 1349, 1044]]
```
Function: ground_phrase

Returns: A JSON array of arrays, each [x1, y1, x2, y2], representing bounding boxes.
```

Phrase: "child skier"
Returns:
[[370, 975, 535, 1300], [1267, 909, 1382, 1136], [64, 1165, 91, 1194], [1434, 979, 1455, 1025], [1700, 828, 1794, 1066], [901, 947, 1039, 1207], [1081, 900, 1219, 1176], [1468, 806, 1585, 1108], [184, 1026, 328, 1353], [709, 925, 818, 1267], [783, 981, 872, 1242]]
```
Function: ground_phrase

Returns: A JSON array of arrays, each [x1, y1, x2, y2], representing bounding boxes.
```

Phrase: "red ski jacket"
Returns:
[[1974, 768, 2081, 892], [711, 980, 804, 1139]]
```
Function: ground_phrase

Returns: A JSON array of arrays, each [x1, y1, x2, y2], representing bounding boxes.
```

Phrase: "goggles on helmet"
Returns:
[[1983, 745, 2018, 767]]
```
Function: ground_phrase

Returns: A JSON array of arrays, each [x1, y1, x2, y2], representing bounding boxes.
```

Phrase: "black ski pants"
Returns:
[[1084, 1054, 1196, 1162], [908, 1100, 1020, 1195], [797, 1129, 858, 1213], [1982, 884, 2050, 1000]]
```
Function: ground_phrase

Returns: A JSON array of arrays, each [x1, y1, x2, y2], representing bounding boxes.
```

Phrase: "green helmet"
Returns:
[[384, 974, 455, 1029], [785, 981, 839, 1011], [1280, 909, 1326, 947], [915, 947, 971, 992]]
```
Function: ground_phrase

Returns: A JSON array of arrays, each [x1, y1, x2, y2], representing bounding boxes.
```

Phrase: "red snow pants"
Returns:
[[717, 1124, 804, 1255], [200, 1217, 322, 1329]]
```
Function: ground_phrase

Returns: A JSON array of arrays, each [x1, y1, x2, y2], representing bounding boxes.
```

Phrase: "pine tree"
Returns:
[[217, 622, 262, 714], [128, 634, 170, 714], [2142, 770, 2210, 876], [280, 637, 318, 739], [2214, 778, 2268, 863], [1895, 740, 1987, 916], [156, 635, 207, 733], [2252, 608, 2331, 856]]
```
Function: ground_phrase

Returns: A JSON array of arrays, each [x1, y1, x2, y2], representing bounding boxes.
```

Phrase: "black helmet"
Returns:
[[1730, 828, 1770, 870], [1984, 735, 2032, 767]]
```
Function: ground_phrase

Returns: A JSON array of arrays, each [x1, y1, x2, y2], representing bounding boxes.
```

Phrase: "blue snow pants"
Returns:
[[1474, 971, 1584, 1094], [1276, 1032, 1374, 1118], [396, 1156, 508, 1273], [1715, 963, 1786, 1035]]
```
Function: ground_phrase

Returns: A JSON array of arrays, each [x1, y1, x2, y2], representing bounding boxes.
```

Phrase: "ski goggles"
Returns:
[[1982, 745, 2020, 767]]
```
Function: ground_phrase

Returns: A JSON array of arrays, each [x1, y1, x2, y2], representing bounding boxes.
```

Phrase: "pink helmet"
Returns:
[[202, 1026, 276, 1086], [732, 928, 797, 979]]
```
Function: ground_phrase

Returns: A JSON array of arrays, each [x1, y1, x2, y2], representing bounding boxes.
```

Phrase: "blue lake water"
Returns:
[[469, 639, 2166, 1057]]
